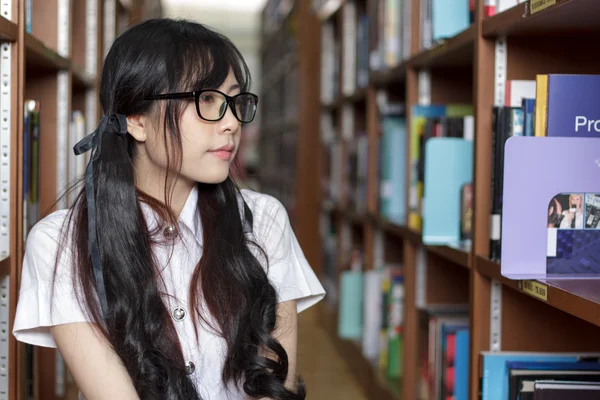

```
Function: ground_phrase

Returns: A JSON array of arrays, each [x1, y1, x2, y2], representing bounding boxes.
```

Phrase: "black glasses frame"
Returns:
[[144, 89, 259, 123]]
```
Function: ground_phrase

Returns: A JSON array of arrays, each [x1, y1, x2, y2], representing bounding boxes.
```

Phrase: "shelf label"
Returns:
[[519, 280, 548, 301], [530, 0, 557, 15]]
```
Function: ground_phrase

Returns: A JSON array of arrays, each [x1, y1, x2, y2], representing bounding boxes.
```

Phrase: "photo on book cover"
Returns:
[[547, 192, 600, 275]]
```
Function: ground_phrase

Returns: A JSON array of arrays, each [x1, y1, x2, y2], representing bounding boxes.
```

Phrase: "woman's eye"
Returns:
[[199, 95, 214, 103]]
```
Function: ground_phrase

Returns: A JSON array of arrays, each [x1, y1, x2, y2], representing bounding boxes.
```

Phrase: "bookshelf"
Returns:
[[0, 1, 164, 399], [258, 0, 322, 273], [262, 0, 600, 399]]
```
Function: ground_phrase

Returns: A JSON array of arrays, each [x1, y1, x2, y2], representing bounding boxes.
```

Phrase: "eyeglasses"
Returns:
[[144, 89, 259, 123]]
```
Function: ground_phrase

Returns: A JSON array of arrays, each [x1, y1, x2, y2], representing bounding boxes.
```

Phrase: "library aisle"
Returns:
[[297, 305, 368, 399]]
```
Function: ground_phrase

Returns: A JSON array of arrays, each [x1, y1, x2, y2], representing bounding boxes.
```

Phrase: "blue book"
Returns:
[[422, 138, 473, 246], [380, 116, 406, 224], [454, 329, 469, 400], [507, 360, 600, 371], [432, 0, 470, 42], [481, 352, 600, 400], [521, 98, 535, 136], [544, 74, 600, 137], [337, 270, 363, 340]]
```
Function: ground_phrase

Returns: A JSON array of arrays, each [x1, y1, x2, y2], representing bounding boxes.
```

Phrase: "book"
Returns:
[[508, 363, 600, 400], [408, 104, 472, 232], [533, 380, 600, 400], [535, 74, 600, 138], [431, 0, 470, 43], [481, 352, 600, 400], [422, 138, 473, 246], [379, 105, 407, 225]]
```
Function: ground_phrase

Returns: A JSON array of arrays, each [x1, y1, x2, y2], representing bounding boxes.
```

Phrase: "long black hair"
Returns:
[[55, 18, 305, 399]]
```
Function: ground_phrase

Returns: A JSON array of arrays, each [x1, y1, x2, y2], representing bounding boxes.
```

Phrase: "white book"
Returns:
[[505, 79, 536, 107], [342, 1, 356, 96]]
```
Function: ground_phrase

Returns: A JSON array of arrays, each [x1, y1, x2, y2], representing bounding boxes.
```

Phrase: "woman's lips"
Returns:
[[208, 144, 234, 160], [210, 150, 233, 160]]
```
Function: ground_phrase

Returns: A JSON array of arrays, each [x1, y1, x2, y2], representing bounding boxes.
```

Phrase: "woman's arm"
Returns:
[[258, 299, 299, 400], [51, 322, 140, 400], [274, 299, 299, 391]]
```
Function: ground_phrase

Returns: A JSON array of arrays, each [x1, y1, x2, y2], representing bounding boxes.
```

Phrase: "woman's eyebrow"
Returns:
[[229, 84, 240, 92]]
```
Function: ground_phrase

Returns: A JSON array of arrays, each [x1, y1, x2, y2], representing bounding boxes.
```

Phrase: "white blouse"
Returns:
[[12, 187, 326, 399]]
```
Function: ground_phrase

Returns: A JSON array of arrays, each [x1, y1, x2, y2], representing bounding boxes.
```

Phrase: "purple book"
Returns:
[[546, 74, 600, 138], [501, 136, 600, 279]]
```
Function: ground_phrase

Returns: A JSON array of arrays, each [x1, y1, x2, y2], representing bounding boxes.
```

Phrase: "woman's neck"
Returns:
[[132, 153, 195, 217]]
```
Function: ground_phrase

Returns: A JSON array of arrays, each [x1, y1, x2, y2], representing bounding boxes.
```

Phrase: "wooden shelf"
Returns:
[[321, 96, 342, 111], [370, 214, 420, 243], [25, 33, 70, 73], [476, 256, 600, 327], [0, 257, 9, 278], [345, 87, 368, 103], [319, 302, 402, 400], [368, 24, 476, 89], [370, 63, 406, 87], [0, 16, 18, 42], [72, 64, 95, 91], [425, 243, 470, 269], [410, 24, 476, 68], [315, 0, 346, 20], [368, 213, 470, 268], [323, 88, 368, 108], [336, 207, 367, 226], [483, 0, 600, 38]]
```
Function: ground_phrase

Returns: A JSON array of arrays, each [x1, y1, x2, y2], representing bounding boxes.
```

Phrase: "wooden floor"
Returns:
[[297, 305, 369, 400]]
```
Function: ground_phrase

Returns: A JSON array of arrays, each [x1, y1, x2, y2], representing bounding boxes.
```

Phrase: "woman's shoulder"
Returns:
[[240, 188, 284, 211], [239, 188, 290, 236], [27, 209, 71, 244], [16, 209, 76, 298], [240, 189, 288, 220], [24, 209, 74, 263]]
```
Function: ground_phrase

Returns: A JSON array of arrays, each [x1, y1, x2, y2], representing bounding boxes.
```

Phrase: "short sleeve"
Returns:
[[13, 210, 91, 348], [251, 193, 326, 313]]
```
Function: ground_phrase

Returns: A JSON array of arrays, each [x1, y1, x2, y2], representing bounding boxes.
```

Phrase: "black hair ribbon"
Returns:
[[73, 113, 128, 320]]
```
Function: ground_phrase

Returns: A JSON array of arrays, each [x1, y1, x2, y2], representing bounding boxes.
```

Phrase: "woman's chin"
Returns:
[[192, 171, 230, 185]]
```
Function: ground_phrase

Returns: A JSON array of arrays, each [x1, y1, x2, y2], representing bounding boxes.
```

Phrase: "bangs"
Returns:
[[176, 26, 250, 93]]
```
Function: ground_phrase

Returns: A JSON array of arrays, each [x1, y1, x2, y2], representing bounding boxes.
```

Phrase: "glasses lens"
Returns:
[[197, 90, 227, 121], [235, 94, 257, 122]]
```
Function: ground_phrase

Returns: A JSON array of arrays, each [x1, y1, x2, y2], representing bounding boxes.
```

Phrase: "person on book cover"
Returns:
[[547, 197, 564, 228], [12, 19, 325, 400], [559, 193, 584, 229]]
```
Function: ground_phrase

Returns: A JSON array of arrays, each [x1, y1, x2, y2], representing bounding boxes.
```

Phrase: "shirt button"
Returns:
[[172, 307, 186, 321], [185, 361, 195, 375], [163, 224, 177, 238]]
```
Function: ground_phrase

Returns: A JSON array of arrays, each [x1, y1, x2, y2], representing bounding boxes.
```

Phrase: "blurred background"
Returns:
[[17, 0, 598, 400]]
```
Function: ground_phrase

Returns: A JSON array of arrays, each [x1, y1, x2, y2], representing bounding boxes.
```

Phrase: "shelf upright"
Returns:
[[0, 0, 17, 398]]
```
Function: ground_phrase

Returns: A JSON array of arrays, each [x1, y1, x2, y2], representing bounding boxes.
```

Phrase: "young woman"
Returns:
[[13, 18, 325, 400]]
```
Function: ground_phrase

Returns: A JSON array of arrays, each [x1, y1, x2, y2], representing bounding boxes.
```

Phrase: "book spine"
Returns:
[[25, 0, 32, 33], [534, 74, 548, 136]]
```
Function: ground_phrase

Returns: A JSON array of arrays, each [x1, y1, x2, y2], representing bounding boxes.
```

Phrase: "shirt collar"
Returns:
[[139, 185, 251, 242], [139, 185, 202, 242], [178, 184, 201, 239]]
